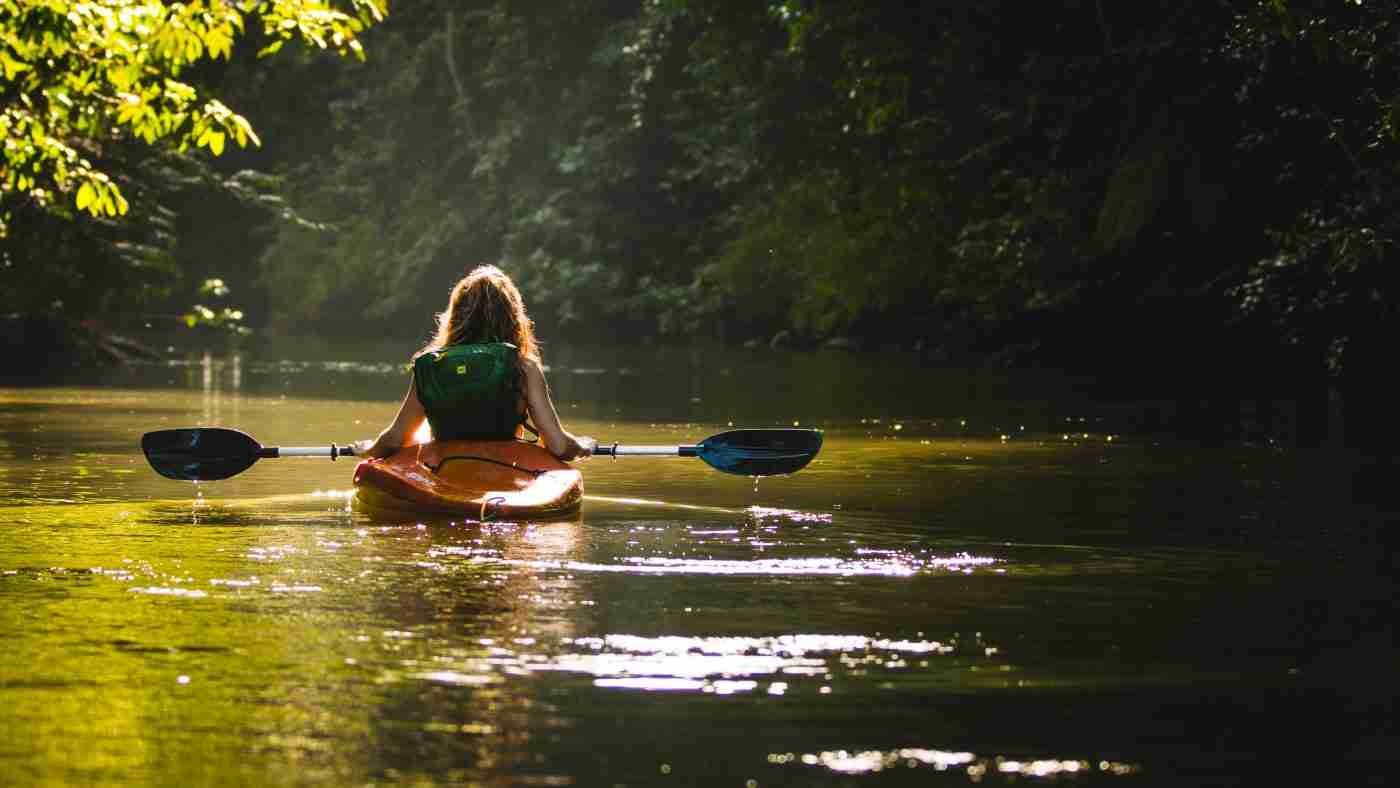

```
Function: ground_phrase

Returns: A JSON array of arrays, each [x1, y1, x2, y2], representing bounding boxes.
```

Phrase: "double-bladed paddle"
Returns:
[[141, 427, 823, 482]]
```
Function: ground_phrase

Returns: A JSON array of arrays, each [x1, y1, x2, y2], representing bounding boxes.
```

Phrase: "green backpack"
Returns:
[[413, 342, 524, 440]]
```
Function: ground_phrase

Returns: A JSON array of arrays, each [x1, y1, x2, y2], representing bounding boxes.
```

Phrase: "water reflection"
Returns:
[[352, 518, 586, 783], [196, 351, 244, 430]]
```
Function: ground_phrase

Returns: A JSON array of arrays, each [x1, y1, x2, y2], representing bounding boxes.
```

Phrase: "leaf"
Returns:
[[76, 182, 96, 210], [257, 39, 285, 57], [1, 52, 30, 80], [208, 130, 225, 156]]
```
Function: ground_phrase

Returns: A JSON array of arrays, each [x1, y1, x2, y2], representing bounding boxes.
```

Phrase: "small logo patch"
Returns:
[[456, 364, 467, 375]]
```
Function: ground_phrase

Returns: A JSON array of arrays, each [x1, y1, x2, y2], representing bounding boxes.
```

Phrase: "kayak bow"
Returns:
[[352, 440, 583, 520]]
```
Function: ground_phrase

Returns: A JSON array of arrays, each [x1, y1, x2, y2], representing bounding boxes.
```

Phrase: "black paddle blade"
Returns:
[[695, 428, 823, 476], [141, 428, 262, 481]]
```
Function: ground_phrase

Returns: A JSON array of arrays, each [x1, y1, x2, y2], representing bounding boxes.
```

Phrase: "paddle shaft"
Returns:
[[260, 445, 358, 458], [594, 444, 698, 457], [268, 444, 697, 458]]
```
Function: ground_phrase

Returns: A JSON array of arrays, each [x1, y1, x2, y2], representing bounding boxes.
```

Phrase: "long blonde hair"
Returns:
[[417, 265, 540, 363]]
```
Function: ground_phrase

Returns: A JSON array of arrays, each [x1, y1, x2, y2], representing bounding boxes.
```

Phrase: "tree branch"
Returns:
[[443, 9, 473, 136], [1095, 0, 1114, 54]]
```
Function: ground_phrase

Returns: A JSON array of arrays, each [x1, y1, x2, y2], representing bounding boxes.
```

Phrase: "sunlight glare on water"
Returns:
[[767, 748, 1142, 779]]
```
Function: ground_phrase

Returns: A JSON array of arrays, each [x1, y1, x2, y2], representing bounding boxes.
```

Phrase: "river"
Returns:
[[1, 340, 1395, 785]]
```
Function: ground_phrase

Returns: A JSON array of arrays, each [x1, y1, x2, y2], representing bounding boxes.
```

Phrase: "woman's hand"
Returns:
[[575, 436, 596, 458], [352, 435, 395, 459]]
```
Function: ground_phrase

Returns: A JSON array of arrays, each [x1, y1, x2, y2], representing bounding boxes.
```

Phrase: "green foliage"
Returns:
[[0, 0, 383, 235], [181, 277, 249, 334], [1219, 0, 1400, 379], [254, 0, 651, 335], [0, 0, 384, 342], [695, 0, 1398, 370], [7, 0, 1398, 398]]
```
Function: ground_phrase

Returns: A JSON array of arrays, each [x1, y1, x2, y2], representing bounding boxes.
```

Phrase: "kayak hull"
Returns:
[[353, 441, 582, 520]]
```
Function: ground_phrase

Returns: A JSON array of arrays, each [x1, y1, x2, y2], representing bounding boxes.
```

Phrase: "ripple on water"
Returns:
[[472, 552, 995, 576], [127, 586, 208, 598]]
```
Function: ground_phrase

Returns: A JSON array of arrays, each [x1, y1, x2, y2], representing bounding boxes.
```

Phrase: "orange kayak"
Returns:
[[352, 440, 582, 520]]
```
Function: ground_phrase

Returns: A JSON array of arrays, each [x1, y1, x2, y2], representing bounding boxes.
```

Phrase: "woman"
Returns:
[[353, 265, 594, 461]]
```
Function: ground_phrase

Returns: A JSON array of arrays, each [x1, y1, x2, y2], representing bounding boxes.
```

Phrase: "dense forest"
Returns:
[[3, 0, 1398, 445]]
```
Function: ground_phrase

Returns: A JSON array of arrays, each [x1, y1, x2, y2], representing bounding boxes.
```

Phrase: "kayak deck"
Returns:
[[353, 440, 582, 520]]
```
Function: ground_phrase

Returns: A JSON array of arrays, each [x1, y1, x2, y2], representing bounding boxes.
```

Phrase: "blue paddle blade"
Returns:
[[141, 428, 262, 481], [694, 428, 823, 476]]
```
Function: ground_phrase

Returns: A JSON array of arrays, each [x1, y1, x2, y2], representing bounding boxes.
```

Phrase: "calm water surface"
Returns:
[[1, 344, 1396, 785]]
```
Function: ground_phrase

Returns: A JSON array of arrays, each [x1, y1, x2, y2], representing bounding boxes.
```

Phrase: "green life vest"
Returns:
[[413, 342, 524, 441]]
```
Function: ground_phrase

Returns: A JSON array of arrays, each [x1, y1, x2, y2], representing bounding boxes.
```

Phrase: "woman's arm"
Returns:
[[352, 374, 426, 459], [522, 358, 594, 460]]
